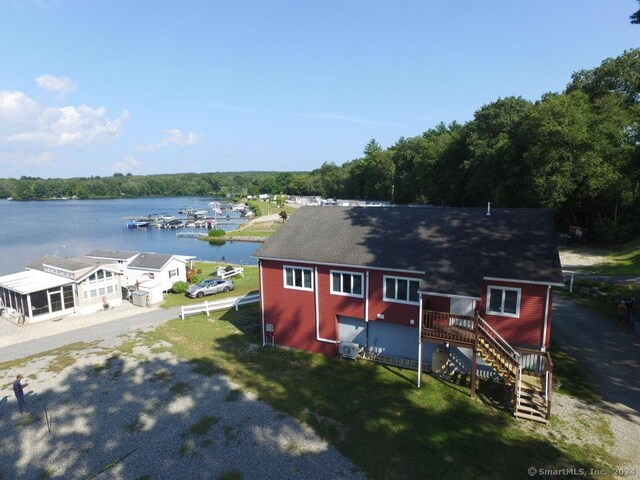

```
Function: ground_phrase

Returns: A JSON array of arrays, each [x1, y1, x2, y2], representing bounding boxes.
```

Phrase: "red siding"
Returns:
[[260, 260, 422, 355], [366, 270, 422, 327], [422, 295, 451, 313], [479, 280, 552, 348]]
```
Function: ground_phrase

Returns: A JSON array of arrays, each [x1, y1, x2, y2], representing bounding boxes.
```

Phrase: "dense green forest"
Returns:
[[1, 49, 638, 241]]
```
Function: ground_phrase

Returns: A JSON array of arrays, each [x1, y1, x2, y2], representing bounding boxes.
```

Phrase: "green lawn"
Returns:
[[161, 263, 259, 308], [589, 239, 640, 276], [128, 307, 617, 480], [226, 230, 274, 238], [246, 199, 297, 217]]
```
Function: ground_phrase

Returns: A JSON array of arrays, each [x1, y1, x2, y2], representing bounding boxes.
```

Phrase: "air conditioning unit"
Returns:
[[339, 341, 361, 359]]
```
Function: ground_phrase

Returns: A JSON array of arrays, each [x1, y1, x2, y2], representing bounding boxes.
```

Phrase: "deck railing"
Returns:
[[422, 310, 476, 345], [516, 347, 553, 420]]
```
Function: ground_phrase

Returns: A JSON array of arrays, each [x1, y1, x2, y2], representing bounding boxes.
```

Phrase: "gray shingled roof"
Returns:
[[253, 206, 563, 297], [27, 255, 97, 281], [128, 253, 174, 270], [86, 249, 140, 261]]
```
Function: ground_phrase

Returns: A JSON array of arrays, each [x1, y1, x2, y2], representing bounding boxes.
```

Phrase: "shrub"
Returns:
[[190, 274, 203, 285], [171, 281, 189, 294], [207, 229, 226, 237]]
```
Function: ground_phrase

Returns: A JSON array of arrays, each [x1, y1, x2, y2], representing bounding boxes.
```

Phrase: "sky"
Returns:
[[0, 1, 638, 179]]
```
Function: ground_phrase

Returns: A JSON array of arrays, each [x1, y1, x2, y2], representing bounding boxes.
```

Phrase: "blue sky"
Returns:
[[0, 1, 637, 178]]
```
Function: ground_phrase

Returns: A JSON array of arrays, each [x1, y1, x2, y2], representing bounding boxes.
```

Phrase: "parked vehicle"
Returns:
[[186, 278, 235, 298]]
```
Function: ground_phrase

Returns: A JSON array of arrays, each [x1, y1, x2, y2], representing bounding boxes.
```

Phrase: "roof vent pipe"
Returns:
[[486, 202, 491, 216]]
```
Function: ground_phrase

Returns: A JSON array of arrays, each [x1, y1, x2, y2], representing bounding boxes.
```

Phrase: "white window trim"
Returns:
[[486, 286, 521, 318], [330, 270, 364, 298], [383, 275, 421, 305], [283, 265, 314, 291]]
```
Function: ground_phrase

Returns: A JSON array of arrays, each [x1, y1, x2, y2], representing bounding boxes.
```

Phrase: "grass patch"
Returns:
[[219, 469, 243, 480], [0, 342, 99, 372], [152, 369, 174, 381], [161, 264, 259, 308], [44, 353, 77, 373], [36, 468, 56, 479], [128, 306, 618, 479], [179, 440, 196, 456], [246, 199, 297, 218], [227, 230, 274, 237], [169, 381, 191, 395], [125, 420, 145, 433], [188, 415, 221, 435], [16, 413, 41, 426], [588, 239, 640, 276], [224, 389, 243, 402]]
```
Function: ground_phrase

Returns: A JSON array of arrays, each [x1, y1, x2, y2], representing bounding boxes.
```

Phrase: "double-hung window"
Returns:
[[284, 266, 313, 291], [487, 286, 521, 317], [384, 276, 420, 304], [331, 271, 363, 297]]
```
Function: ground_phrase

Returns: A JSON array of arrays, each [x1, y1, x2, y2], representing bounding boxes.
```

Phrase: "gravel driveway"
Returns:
[[553, 296, 640, 469], [0, 338, 365, 479]]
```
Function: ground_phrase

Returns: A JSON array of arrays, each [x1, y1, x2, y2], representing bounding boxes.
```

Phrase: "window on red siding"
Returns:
[[384, 276, 420, 304], [487, 286, 521, 317], [331, 271, 363, 297], [284, 266, 313, 290]]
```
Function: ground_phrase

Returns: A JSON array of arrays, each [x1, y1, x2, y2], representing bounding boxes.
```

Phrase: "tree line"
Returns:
[[2, 49, 638, 241]]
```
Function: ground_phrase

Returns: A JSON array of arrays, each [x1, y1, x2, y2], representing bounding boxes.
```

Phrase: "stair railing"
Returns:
[[544, 351, 553, 420], [476, 315, 521, 369]]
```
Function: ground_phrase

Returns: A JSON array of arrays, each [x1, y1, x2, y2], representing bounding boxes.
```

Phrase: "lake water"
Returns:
[[0, 197, 260, 276]]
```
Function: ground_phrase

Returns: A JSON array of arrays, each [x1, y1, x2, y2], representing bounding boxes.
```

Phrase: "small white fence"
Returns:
[[180, 293, 259, 319], [217, 266, 244, 279]]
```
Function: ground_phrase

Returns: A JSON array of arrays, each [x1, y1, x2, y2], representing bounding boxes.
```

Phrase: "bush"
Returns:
[[190, 275, 203, 285], [171, 281, 189, 294], [207, 229, 226, 237]]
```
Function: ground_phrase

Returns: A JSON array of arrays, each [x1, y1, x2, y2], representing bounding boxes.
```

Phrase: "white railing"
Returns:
[[217, 266, 244, 279], [180, 293, 259, 319]]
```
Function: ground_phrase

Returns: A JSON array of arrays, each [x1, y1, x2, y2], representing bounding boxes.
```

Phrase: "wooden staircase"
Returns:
[[423, 310, 552, 423]]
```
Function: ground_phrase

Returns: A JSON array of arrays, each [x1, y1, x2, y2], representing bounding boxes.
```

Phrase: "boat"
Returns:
[[127, 220, 151, 228]]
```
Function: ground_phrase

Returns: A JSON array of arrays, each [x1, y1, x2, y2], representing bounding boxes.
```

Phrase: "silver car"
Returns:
[[186, 278, 235, 298]]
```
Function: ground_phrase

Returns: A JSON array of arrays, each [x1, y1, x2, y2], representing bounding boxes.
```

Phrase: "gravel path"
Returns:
[[0, 330, 365, 479], [553, 296, 640, 469], [0, 302, 181, 363]]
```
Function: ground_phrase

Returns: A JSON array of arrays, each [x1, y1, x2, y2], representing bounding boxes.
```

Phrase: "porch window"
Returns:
[[383, 276, 420, 304], [486, 286, 521, 318], [331, 271, 363, 297], [284, 266, 313, 291]]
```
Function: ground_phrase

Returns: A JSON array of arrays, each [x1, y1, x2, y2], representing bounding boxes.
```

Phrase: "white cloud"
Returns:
[[0, 90, 126, 148], [36, 74, 77, 94], [136, 128, 201, 152], [113, 155, 141, 172]]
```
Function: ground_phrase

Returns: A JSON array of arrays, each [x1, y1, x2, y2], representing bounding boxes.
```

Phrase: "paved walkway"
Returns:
[[553, 296, 640, 468]]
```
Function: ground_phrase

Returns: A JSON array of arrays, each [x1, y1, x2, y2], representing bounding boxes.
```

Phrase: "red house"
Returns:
[[254, 206, 563, 422]]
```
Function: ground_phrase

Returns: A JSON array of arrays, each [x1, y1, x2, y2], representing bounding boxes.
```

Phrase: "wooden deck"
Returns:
[[421, 309, 553, 423]]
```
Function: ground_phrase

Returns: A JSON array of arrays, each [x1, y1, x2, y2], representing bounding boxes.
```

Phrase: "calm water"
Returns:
[[0, 197, 260, 276]]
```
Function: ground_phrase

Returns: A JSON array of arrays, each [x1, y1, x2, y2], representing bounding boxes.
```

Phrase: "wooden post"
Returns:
[[470, 316, 478, 398]]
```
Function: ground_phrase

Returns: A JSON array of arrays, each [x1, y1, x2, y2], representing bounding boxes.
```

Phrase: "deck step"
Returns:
[[515, 404, 546, 416], [514, 411, 549, 424]]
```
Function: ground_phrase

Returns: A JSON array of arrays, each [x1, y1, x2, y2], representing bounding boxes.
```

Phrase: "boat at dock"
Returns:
[[127, 220, 151, 228]]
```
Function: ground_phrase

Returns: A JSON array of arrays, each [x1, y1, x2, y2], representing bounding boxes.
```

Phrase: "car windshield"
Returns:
[[197, 281, 210, 287]]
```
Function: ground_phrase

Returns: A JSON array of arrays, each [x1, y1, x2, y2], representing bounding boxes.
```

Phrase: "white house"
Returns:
[[86, 250, 194, 293], [0, 255, 124, 323]]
